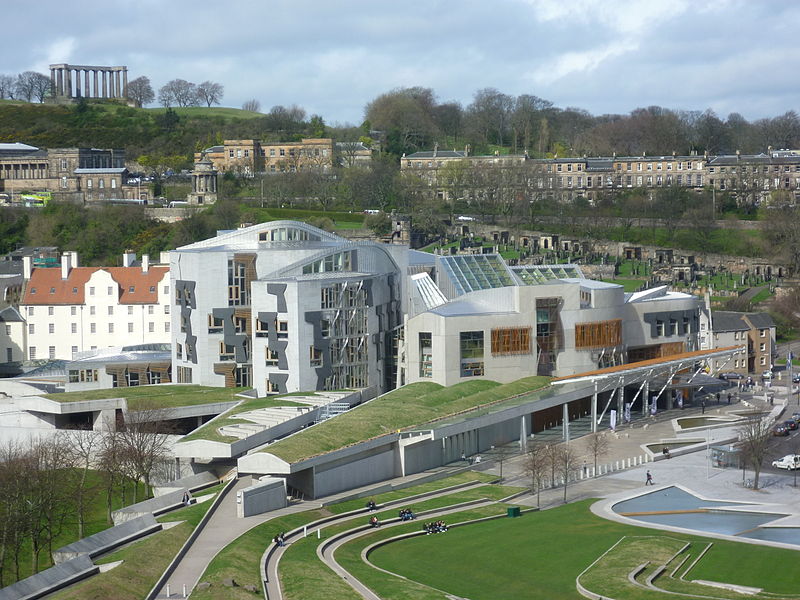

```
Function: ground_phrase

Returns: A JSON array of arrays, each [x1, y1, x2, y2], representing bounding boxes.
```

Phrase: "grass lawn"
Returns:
[[601, 278, 642, 292], [49, 482, 226, 600], [43, 385, 246, 409], [179, 394, 311, 443], [368, 499, 800, 600], [144, 106, 264, 120], [263, 376, 550, 464], [239, 206, 365, 228]]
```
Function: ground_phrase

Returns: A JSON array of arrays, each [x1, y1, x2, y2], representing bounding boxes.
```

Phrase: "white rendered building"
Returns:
[[403, 257, 702, 387], [19, 252, 171, 361], [169, 221, 407, 397]]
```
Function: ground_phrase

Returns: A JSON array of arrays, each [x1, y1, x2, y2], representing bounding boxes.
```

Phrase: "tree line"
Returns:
[[364, 86, 800, 158], [0, 407, 172, 585]]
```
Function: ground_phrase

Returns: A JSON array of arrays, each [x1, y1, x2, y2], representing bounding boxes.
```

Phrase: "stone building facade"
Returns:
[[195, 139, 334, 175]]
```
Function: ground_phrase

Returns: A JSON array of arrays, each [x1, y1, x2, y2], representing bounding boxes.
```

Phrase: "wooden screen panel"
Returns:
[[575, 319, 622, 349], [491, 327, 532, 356], [213, 363, 236, 387]]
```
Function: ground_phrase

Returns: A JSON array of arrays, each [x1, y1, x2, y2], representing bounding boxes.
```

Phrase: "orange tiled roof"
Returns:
[[552, 346, 743, 381], [22, 266, 168, 305]]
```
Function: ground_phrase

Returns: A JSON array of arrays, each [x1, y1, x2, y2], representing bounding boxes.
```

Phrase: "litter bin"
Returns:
[[507, 506, 521, 518]]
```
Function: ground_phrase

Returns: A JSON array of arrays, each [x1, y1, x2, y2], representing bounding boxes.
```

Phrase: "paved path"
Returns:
[[155, 476, 321, 598]]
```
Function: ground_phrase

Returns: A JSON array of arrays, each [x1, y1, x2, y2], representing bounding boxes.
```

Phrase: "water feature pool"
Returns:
[[612, 486, 800, 546]]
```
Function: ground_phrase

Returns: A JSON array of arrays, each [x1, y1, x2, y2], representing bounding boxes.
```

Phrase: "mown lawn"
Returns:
[[44, 385, 246, 409], [369, 499, 800, 600], [263, 376, 550, 464]]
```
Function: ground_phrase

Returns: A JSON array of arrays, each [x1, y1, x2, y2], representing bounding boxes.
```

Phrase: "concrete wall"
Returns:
[[236, 476, 287, 517], [311, 443, 398, 498]]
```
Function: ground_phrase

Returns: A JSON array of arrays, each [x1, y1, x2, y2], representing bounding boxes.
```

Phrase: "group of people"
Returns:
[[738, 377, 755, 391], [273, 532, 286, 546], [369, 515, 381, 528], [661, 447, 671, 459], [398, 508, 416, 521], [423, 520, 448, 534]]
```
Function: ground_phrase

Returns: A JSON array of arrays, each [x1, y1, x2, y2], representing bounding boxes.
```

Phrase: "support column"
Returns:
[[115, 70, 121, 98], [75, 69, 81, 98], [102, 70, 107, 98], [93, 70, 99, 98], [84, 70, 90, 98], [591, 382, 598, 433], [66, 68, 72, 97], [519, 416, 528, 452], [122, 67, 128, 97], [643, 381, 650, 416], [562, 403, 569, 441], [57, 69, 64, 97], [50, 68, 56, 98], [617, 386, 624, 422]]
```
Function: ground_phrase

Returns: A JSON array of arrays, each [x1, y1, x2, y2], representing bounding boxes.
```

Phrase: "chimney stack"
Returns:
[[142, 254, 149, 273], [61, 253, 71, 280], [23, 256, 32, 280], [69, 251, 79, 268], [122, 251, 136, 268]]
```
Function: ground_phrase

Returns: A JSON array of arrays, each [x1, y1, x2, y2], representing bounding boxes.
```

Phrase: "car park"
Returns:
[[783, 419, 798, 431], [772, 454, 800, 470], [773, 424, 789, 436]]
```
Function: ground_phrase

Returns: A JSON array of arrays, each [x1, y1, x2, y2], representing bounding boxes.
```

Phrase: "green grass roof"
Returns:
[[44, 385, 246, 410], [263, 376, 551, 464]]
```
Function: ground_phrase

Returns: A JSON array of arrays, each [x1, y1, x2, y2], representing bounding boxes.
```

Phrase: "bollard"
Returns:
[[182, 584, 187, 598], [317, 529, 321, 539], [304, 526, 307, 538], [166, 584, 170, 597]]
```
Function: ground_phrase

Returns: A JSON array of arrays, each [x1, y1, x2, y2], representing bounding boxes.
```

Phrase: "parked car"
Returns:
[[762, 370, 774, 380], [793, 374, 800, 384], [719, 372, 744, 380], [772, 454, 800, 470], [783, 419, 798, 431], [773, 424, 790, 436], [792, 412, 800, 423]]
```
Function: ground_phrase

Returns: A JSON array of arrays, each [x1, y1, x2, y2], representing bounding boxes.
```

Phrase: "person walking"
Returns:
[[645, 470, 654, 486]]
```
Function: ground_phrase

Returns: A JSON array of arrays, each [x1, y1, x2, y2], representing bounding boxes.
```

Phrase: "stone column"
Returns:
[[519, 416, 528, 452], [93, 70, 99, 98], [57, 69, 63, 97], [84, 70, 90, 98], [643, 381, 650, 416], [115, 70, 121, 98], [102, 70, 107, 98], [75, 69, 81, 98], [591, 383, 598, 433], [122, 67, 128, 97], [50, 68, 56, 98], [65, 68, 72, 98], [562, 402, 569, 441]]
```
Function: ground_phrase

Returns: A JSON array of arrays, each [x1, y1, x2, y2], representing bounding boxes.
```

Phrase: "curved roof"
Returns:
[[177, 220, 342, 250]]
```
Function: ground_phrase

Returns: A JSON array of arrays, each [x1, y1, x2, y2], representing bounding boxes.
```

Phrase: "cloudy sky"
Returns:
[[2, 0, 797, 124]]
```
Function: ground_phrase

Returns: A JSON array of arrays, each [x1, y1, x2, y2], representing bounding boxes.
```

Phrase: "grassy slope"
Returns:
[[370, 499, 800, 600], [263, 376, 550, 464], [144, 106, 264, 120], [43, 385, 246, 409], [49, 483, 225, 600]]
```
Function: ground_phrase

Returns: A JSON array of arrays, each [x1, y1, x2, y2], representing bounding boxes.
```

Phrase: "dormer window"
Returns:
[[129, 286, 135, 293], [72, 287, 78, 293], [149, 286, 155, 293], [31, 288, 37, 294], [50, 287, 56, 294]]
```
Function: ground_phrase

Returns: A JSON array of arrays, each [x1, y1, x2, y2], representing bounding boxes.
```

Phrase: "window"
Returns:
[[71, 346, 77, 356], [107, 286, 113, 296], [128, 323, 134, 333], [90, 323, 96, 333], [4, 325, 9, 335], [148, 322, 154, 332], [108, 306, 114, 315], [163, 285, 169, 295], [148, 305, 154, 314], [28, 307, 34, 316], [164, 305, 170, 314], [48, 306, 54, 316], [90, 306, 96, 315], [760, 329, 766, 337], [49, 323, 54, 334], [108, 323, 114, 333], [760, 343, 766, 352], [320, 319, 330, 338], [165, 322, 170, 332], [147, 370, 162, 384], [98, 179, 104, 189], [111, 179, 117, 189], [229, 149, 234, 158], [491, 327, 533, 355], [89, 286, 95, 296], [460, 331, 484, 377], [125, 371, 139, 386], [177, 366, 192, 383], [255, 317, 269, 337], [71, 306, 77, 316], [419, 332, 432, 378], [208, 314, 224, 333], [310, 346, 323, 367], [61, 176, 68, 188], [127, 305, 134, 315], [87, 178, 92, 189], [219, 342, 235, 361], [656, 320, 665, 336], [669, 319, 678, 336], [277, 320, 288, 339], [48, 346, 56, 359], [28, 324, 34, 334], [149, 286, 155, 293], [29, 347, 36, 360], [265, 347, 279, 366]]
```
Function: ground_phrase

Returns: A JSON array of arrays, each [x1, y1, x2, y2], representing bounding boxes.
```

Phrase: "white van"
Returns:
[[772, 454, 800, 470]]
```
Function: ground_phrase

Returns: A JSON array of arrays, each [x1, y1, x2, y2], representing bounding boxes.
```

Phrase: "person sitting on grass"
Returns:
[[369, 515, 380, 528], [366, 499, 377, 511]]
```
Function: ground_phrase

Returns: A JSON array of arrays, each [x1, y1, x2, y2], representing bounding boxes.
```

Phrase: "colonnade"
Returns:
[[49, 64, 128, 99]]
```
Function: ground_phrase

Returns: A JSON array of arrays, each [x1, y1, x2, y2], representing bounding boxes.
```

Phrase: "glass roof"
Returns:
[[439, 254, 516, 294], [511, 264, 584, 285]]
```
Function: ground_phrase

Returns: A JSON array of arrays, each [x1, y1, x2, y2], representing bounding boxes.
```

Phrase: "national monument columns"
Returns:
[[49, 64, 129, 100]]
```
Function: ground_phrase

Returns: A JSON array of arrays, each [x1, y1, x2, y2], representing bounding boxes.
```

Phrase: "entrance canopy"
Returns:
[[551, 346, 743, 394]]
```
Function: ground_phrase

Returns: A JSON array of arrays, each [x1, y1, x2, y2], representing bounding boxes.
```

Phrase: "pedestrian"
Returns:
[[278, 532, 286, 547], [716, 392, 720, 405], [582, 461, 588, 477], [645, 470, 654, 486], [727, 392, 732, 405], [701, 400, 705, 415], [461, 451, 467, 463]]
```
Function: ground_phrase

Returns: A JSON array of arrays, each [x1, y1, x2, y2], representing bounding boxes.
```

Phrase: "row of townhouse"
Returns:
[[401, 147, 800, 205], [4, 252, 171, 363], [0, 143, 147, 204]]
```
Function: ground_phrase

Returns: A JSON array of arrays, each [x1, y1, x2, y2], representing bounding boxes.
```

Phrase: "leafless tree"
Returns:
[[555, 444, 582, 503], [158, 79, 199, 108], [126, 76, 154, 107], [117, 402, 174, 499], [542, 444, 559, 488], [242, 98, 261, 112], [522, 444, 548, 507], [66, 429, 101, 538], [494, 444, 515, 480], [0, 74, 16, 99], [98, 427, 128, 523], [583, 432, 610, 477], [736, 415, 772, 490], [0, 440, 27, 584], [196, 80, 224, 107], [15, 71, 50, 103]]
